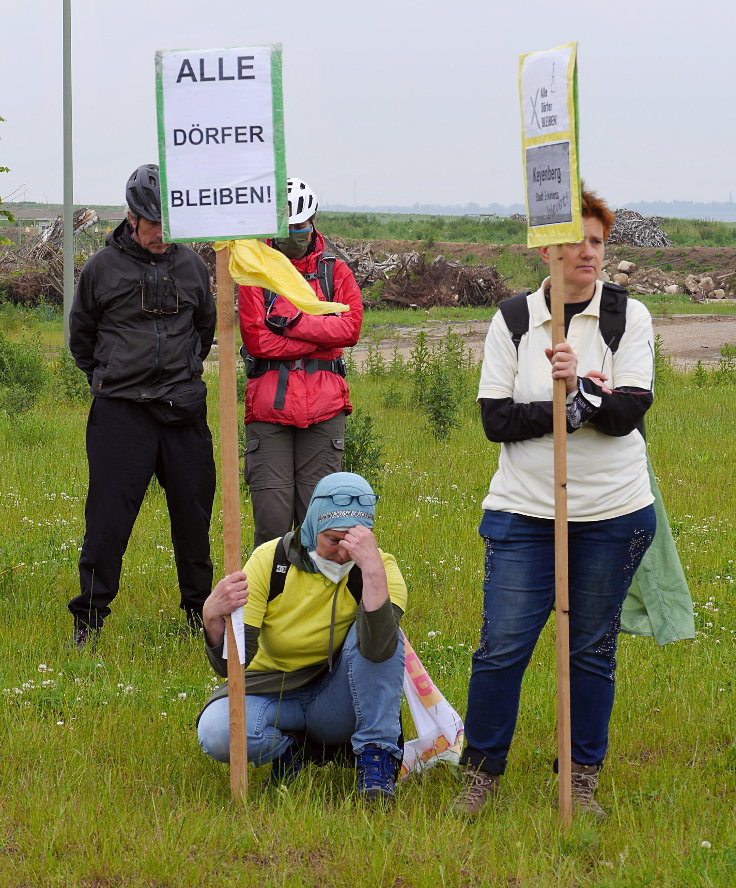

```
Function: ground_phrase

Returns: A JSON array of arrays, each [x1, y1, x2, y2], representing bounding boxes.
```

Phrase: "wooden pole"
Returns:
[[548, 244, 572, 827], [215, 247, 248, 799]]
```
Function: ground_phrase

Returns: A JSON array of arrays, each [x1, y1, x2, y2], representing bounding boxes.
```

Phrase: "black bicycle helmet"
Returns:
[[126, 164, 162, 222]]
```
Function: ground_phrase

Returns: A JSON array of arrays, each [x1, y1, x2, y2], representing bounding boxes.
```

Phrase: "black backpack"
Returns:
[[499, 281, 628, 355]]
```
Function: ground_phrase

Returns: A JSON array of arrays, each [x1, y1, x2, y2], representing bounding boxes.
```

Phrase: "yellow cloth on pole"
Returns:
[[213, 239, 348, 315]]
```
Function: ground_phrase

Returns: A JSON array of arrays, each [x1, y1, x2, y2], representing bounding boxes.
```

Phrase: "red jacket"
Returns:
[[238, 231, 363, 427]]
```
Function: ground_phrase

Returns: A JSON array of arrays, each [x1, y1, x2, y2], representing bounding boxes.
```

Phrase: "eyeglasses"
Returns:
[[140, 267, 179, 315], [328, 494, 379, 506]]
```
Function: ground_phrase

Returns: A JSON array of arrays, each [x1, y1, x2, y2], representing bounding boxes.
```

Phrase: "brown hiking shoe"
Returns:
[[451, 767, 500, 816], [571, 762, 606, 820]]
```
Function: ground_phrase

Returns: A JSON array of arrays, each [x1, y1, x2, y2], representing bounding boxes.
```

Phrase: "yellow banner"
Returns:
[[213, 239, 348, 315], [518, 42, 582, 248]]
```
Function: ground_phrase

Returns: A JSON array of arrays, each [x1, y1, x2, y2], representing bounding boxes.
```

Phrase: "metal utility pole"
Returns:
[[63, 0, 74, 346]]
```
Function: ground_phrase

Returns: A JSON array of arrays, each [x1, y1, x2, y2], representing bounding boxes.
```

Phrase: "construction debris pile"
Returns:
[[1, 222, 732, 307], [331, 238, 512, 308], [607, 209, 672, 247], [0, 209, 100, 304], [683, 273, 730, 301], [601, 259, 732, 299]]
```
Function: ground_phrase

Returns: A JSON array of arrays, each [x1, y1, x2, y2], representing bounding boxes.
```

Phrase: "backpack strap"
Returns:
[[599, 282, 628, 355], [345, 564, 363, 605], [267, 536, 363, 605], [267, 537, 291, 602], [303, 253, 336, 302], [498, 292, 532, 355], [499, 285, 628, 356]]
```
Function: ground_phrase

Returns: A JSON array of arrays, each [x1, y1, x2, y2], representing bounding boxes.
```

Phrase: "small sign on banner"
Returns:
[[155, 44, 288, 242], [518, 42, 582, 247]]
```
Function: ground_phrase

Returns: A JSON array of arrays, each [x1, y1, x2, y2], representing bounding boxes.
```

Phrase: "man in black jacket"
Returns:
[[68, 164, 217, 647]]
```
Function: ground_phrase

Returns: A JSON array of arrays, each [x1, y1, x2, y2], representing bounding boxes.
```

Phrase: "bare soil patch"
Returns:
[[356, 314, 736, 370]]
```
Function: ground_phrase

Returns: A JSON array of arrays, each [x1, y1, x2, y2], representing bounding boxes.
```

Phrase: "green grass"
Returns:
[[638, 292, 736, 317], [661, 217, 736, 247], [319, 211, 528, 245], [318, 211, 736, 250], [0, 350, 735, 886]]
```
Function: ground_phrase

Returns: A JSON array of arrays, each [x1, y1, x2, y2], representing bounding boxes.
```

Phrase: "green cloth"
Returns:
[[621, 457, 695, 645]]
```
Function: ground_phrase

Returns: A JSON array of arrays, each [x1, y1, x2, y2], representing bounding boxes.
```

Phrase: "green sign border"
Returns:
[[156, 44, 288, 243]]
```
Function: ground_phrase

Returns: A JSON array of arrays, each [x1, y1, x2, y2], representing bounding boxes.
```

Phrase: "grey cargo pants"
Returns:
[[244, 413, 346, 546]]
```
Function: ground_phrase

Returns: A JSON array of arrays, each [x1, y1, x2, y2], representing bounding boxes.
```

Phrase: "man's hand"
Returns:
[[545, 342, 579, 394], [338, 526, 388, 612], [202, 571, 249, 647]]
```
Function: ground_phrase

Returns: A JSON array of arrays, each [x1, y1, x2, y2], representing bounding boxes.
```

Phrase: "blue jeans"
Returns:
[[198, 624, 405, 765], [462, 506, 656, 774]]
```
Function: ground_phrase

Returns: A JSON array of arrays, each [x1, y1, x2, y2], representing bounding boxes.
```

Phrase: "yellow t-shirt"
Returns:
[[243, 538, 407, 674]]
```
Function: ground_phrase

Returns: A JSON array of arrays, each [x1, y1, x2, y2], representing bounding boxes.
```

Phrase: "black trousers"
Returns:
[[68, 397, 215, 629]]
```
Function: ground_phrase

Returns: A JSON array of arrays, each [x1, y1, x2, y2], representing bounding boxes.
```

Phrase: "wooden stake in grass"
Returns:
[[548, 244, 572, 827], [215, 247, 248, 799]]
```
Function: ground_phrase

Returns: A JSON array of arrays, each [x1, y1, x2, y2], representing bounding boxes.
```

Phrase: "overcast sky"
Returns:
[[2, 1, 732, 210]]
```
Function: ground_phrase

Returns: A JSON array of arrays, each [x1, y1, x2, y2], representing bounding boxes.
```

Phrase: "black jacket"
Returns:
[[70, 220, 216, 401]]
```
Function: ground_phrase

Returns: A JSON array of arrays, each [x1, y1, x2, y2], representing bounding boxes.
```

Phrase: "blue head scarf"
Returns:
[[300, 472, 377, 552]]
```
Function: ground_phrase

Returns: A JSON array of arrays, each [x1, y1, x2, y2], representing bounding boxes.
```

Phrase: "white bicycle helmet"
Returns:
[[287, 177, 318, 224]]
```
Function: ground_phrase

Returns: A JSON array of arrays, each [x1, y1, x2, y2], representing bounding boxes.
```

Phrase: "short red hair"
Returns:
[[581, 183, 615, 240]]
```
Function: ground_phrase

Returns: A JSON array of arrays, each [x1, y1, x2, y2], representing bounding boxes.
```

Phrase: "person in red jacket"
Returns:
[[239, 177, 363, 546]]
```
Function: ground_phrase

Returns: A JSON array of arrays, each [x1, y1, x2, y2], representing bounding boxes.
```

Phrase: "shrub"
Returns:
[[56, 347, 90, 402], [236, 362, 248, 403], [0, 332, 48, 414], [408, 331, 431, 409], [692, 360, 708, 388], [343, 408, 384, 489], [424, 357, 459, 440], [363, 342, 388, 378]]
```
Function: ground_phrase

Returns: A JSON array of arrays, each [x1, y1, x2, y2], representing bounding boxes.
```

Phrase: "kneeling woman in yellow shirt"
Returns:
[[197, 472, 407, 803]]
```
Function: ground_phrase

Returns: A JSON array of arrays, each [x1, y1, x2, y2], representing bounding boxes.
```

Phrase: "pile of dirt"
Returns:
[[380, 253, 511, 308], [607, 210, 672, 247], [332, 238, 512, 308]]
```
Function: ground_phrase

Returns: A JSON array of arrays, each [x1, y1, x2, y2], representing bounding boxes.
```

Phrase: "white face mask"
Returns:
[[309, 550, 355, 584]]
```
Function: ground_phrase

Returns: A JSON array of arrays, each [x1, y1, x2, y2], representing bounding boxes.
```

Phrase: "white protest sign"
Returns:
[[156, 45, 287, 242], [222, 605, 246, 665], [518, 42, 582, 247]]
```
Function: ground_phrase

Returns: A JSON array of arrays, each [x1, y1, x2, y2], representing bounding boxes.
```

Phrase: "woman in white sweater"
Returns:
[[454, 188, 656, 819]]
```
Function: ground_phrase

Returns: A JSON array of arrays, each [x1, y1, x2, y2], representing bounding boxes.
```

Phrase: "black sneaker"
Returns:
[[356, 745, 398, 803], [265, 741, 303, 787], [73, 625, 100, 651]]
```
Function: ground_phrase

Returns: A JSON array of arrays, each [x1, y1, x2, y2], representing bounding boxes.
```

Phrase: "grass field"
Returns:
[[1, 329, 734, 886]]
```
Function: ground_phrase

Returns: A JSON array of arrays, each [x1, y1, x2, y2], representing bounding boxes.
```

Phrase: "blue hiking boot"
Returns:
[[356, 745, 399, 803]]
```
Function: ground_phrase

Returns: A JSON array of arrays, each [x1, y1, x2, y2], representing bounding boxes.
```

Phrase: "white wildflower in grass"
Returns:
[[701, 841, 712, 849], [178, 692, 187, 700]]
